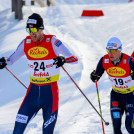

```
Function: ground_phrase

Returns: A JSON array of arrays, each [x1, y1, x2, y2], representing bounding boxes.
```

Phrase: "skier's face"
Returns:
[[107, 49, 121, 61], [29, 29, 43, 42]]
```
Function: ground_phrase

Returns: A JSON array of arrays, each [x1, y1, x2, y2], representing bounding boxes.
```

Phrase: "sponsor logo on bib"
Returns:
[[28, 47, 49, 58], [107, 67, 126, 76]]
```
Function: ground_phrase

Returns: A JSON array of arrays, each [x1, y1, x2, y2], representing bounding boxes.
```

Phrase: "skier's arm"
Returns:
[[128, 57, 134, 71], [6, 39, 25, 66], [96, 57, 105, 78], [90, 57, 105, 82], [51, 36, 78, 64], [128, 57, 134, 80]]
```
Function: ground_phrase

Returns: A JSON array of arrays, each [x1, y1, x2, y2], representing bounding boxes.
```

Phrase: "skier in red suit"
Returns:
[[90, 37, 134, 134], [0, 13, 78, 134]]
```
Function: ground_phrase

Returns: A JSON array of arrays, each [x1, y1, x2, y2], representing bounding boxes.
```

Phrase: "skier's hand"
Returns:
[[53, 56, 66, 68], [0, 57, 7, 69], [130, 70, 134, 80], [90, 70, 99, 82]]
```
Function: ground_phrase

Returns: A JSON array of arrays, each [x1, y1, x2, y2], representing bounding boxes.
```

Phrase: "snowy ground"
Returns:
[[0, 0, 134, 134]]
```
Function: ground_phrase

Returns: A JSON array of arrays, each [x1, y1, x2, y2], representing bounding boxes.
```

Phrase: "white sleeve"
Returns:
[[6, 39, 25, 66], [51, 36, 78, 64], [52, 36, 73, 57]]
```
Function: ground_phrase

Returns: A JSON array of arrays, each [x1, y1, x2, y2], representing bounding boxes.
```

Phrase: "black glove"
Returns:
[[130, 70, 134, 80], [90, 70, 99, 82], [53, 56, 66, 68], [0, 57, 7, 69]]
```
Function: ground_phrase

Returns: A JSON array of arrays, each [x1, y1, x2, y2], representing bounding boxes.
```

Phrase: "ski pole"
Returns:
[[5, 67, 27, 89], [95, 80, 105, 134], [62, 66, 109, 126]]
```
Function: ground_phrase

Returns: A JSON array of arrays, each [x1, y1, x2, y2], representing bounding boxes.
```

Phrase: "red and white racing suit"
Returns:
[[6, 34, 78, 134], [101, 53, 134, 134]]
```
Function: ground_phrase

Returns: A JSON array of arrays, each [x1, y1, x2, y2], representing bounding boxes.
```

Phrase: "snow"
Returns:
[[0, 0, 134, 133]]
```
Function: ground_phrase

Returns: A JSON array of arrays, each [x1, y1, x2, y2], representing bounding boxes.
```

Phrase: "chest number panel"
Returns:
[[113, 78, 124, 85], [34, 62, 45, 71]]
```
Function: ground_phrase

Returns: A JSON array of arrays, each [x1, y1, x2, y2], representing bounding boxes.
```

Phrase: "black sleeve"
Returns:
[[128, 57, 134, 71], [96, 57, 105, 79]]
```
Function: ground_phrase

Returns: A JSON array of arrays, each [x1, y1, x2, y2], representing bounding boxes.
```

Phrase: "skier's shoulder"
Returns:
[[45, 34, 56, 39], [103, 54, 109, 59]]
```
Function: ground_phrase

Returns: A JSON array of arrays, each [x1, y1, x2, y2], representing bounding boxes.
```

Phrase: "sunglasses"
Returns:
[[107, 49, 118, 53], [26, 27, 39, 33]]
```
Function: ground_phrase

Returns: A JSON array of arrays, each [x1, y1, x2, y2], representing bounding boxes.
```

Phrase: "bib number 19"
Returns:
[[113, 78, 124, 85]]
